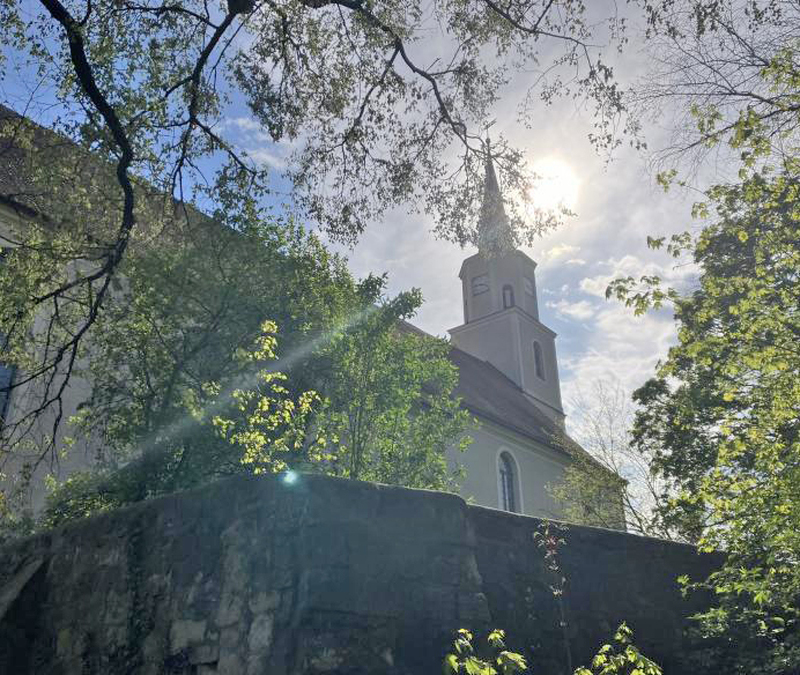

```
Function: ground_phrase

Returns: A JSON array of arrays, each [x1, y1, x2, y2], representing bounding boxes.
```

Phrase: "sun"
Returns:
[[528, 157, 580, 213]]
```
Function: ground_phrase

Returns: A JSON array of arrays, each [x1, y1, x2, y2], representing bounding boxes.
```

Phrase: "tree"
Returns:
[[38, 319, 327, 528], [27, 211, 471, 527], [311, 299, 473, 489], [609, 7, 800, 667], [635, 0, 800, 171], [215, 294, 473, 492], [609, 158, 800, 672], [548, 380, 674, 539], [0, 0, 634, 454], [0, 190, 353, 505]]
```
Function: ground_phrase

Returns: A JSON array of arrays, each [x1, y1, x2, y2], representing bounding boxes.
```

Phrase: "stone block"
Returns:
[[216, 591, 244, 627], [169, 618, 207, 652], [248, 613, 274, 654], [189, 642, 220, 665], [249, 590, 280, 614]]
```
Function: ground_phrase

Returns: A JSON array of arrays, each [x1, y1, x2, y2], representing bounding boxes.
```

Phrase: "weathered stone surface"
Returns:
[[0, 473, 721, 674], [0, 557, 42, 622]]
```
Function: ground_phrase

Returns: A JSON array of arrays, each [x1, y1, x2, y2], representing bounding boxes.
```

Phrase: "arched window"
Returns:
[[502, 284, 515, 309], [498, 452, 518, 513], [533, 341, 545, 380]]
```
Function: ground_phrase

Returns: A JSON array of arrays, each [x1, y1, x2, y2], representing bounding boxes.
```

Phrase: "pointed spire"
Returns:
[[477, 140, 515, 255]]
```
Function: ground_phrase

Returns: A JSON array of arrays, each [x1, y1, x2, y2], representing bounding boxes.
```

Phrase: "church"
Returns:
[[0, 104, 607, 523], [434, 153, 591, 519]]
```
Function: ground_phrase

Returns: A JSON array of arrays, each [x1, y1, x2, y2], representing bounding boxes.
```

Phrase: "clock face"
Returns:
[[471, 274, 489, 296], [524, 277, 534, 296]]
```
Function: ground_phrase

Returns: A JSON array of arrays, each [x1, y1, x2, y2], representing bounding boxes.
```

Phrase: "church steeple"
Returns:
[[477, 143, 515, 255], [450, 148, 566, 426]]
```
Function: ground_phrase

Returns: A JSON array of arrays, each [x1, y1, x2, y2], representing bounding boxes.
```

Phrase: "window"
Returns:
[[524, 277, 535, 296], [471, 274, 489, 296], [533, 341, 545, 380], [0, 361, 15, 424], [498, 452, 518, 513], [502, 284, 515, 309]]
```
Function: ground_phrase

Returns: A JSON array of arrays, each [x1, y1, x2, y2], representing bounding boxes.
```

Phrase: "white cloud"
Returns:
[[560, 302, 677, 422], [546, 243, 579, 259], [566, 258, 586, 266], [546, 299, 597, 321], [225, 116, 262, 133], [579, 254, 697, 299], [248, 147, 287, 170], [579, 275, 611, 298], [539, 244, 581, 268], [221, 116, 294, 170]]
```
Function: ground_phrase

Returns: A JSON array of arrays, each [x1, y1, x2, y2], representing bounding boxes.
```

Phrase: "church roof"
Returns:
[[449, 345, 556, 444], [399, 320, 594, 465], [449, 345, 599, 470], [0, 103, 222, 257], [0, 104, 111, 217], [451, 344, 618, 478]]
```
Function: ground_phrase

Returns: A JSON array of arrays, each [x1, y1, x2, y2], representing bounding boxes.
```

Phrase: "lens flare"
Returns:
[[529, 157, 579, 213]]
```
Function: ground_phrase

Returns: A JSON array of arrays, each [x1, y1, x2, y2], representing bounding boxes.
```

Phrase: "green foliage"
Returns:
[[41, 315, 326, 527], [312, 296, 473, 489], [62, 211, 351, 470], [574, 623, 662, 675], [36, 209, 472, 525], [612, 14, 800, 666], [443, 624, 662, 675], [213, 287, 473, 491], [212, 321, 327, 475], [613, 157, 800, 672], [443, 629, 527, 675]]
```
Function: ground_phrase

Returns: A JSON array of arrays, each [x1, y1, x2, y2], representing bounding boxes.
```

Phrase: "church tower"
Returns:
[[449, 152, 566, 426]]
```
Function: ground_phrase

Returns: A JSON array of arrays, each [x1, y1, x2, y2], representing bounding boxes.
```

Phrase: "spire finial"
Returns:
[[477, 133, 514, 255]]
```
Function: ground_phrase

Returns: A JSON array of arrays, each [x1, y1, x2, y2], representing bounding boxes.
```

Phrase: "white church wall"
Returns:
[[516, 318, 564, 423], [0, 203, 99, 514], [448, 418, 568, 519], [450, 312, 522, 388]]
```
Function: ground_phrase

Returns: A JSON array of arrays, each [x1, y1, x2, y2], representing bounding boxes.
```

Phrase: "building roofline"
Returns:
[[448, 305, 557, 338], [458, 249, 538, 279]]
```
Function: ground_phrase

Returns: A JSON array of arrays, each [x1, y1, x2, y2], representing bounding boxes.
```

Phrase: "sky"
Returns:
[[1, 2, 708, 434], [205, 8, 712, 434], [217, 5, 715, 435]]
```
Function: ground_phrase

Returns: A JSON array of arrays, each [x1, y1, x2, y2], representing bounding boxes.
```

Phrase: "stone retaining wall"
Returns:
[[0, 474, 720, 674]]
